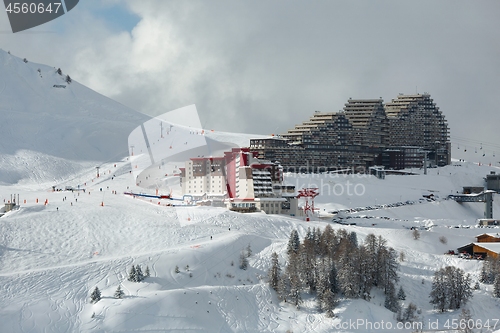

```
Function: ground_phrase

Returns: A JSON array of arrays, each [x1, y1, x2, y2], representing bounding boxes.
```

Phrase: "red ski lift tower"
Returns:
[[297, 188, 319, 218]]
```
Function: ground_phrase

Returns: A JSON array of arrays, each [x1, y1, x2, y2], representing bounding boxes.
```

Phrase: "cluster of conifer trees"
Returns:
[[429, 266, 472, 312], [480, 256, 500, 298], [268, 226, 400, 317], [128, 265, 150, 282]]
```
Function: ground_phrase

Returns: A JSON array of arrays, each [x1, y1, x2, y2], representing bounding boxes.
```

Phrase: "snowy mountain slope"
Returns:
[[1, 158, 500, 332], [0, 49, 150, 163], [1, 56, 500, 332]]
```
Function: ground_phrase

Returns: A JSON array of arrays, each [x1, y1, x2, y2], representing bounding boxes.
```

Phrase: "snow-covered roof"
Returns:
[[473, 243, 500, 254], [475, 233, 500, 239]]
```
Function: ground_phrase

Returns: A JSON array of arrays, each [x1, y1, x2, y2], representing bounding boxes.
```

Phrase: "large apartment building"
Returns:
[[179, 148, 289, 214], [250, 93, 450, 170], [385, 94, 450, 166]]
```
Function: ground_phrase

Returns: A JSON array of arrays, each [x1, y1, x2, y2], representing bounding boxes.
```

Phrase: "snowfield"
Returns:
[[1, 157, 500, 333], [1, 49, 500, 332]]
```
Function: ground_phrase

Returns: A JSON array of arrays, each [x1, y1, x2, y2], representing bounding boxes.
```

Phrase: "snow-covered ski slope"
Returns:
[[1, 50, 500, 332], [1, 158, 500, 332], [0, 49, 150, 165]]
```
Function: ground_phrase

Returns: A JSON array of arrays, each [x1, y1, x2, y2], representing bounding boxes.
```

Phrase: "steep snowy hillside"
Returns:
[[0, 49, 149, 163]]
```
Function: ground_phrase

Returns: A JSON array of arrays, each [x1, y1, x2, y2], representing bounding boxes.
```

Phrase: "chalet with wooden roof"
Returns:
[[457, 233, 500, 259]]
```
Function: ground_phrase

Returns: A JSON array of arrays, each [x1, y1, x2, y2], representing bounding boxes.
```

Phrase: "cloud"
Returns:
[[1, 0, 499, 162]]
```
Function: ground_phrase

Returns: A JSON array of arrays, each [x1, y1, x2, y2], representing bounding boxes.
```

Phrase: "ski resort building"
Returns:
[[250, 93, 450, 171], [180, 148, 293, 214], [385, 93, 450, 167]]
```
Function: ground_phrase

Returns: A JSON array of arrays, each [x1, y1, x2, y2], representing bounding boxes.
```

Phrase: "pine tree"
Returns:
[[337, 245, 359, 298], [128, 265, 137, 282], [114, 285, 124, 299], [494, 274, 500, 298], [90, 286, 101, 303], [278, 271, 291, 302], [175, 265, 180, 273], [239, 250, 249, 270], [268, 252, 281, 292], [430, 266, 472, 311], [363, 233, 380, 287], [56, 68, 62, 75], [328, 261, 339, 294], [135, 265, 144, 282], [145, 266, 150, 277], [246, 243, 252, 258], [379, 247, 400, 294], [480, 256, 500, 284], [286, 251, 302, 307], [357, 245, 373, 300], [430, 268, 447, 312], [402, 303, 418, 322], [348, 231, 358, 248], [287, 229, 300, 256], [65, 75, 72, 84], [384, 282, 400, 313], [319, 224, 336, 257], [458, 308, 474, 333], [321, 287, 337, 318], [301, 229, 318, 294], [397, 285, 406, 300]]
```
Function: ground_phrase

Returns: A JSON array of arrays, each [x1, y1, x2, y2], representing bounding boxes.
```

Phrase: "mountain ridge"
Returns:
[[0, 49, 150, 162]]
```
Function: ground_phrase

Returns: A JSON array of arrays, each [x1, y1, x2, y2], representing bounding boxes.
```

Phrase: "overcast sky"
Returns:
[[1, 0, 499, 163]]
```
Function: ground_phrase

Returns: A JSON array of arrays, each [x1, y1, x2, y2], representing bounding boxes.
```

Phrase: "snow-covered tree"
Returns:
[[246, 243, 252, 258], [268, 252, 281, 292], [319, 224, 336, 257], [401, 303, 418, 323], [65, 75, 72, 84], [278, 271, 291, 302], [348, 231, 358, 248], [56, 68, 62, 75], [384, 282, 400, 313], [114, 285, 124, 299], [127, 265, 137, 282], [284, 251, 302, 307], [337, 244, 359, 298], [145, 266, 150, 277], [175, 265, 180, 273], [458, 308, 474, 333], [287, 229, 300, 256], [90, 286, 101, 303], [430, 266, 472, 311], [480, 256, 500, 284], [494, 275, 500, 298], [301, 228, 318, 294], [397, 285, 406, 300], [135, 265, 144, 282], [357, 245, 373, 300], [239, 250, 249, 270], [430, 268, 447, 312], [379, 247, 400, 294]]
